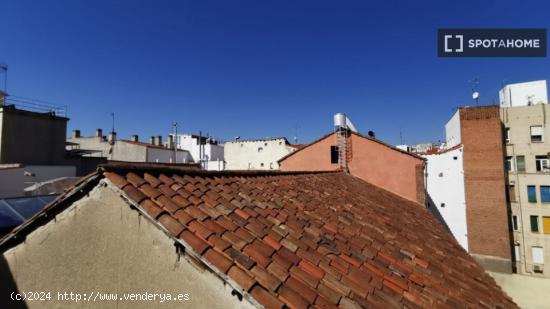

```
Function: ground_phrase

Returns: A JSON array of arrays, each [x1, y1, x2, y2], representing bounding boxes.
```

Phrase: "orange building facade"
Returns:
[[279, 132, 426, 204]]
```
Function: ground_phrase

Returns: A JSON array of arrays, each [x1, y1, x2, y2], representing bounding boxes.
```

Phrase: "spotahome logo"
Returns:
[[438, 29, 546, 57]]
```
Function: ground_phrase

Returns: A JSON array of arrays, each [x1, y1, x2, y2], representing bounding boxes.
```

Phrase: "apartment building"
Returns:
[[224, 137, 296, 170], [172, 134, 225, 171], [422, 106, 512, 273], [67, 129, 192, 164], [502, 103, 550, 277]]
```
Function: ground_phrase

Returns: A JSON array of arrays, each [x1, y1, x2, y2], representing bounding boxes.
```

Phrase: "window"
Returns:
[[535, 155, 550, 172], [516, 156, 526, 172], [330, 146, 339, 164], [544, 217, 550, 235], [505, 128, 511, 144], [541, 186, 550, 203], [531, 215, 539, 233], [508, 185, 516, 202], [512, 215, 518, 231], [531, 126, 544, 142], [269, 163, 273, 169], [505, 156, 514, 172], [258, 147, 263, 152], [260, 163, 264, 167], [528, 186, 537, 203], [532, 246, 544, 264], [264, 142, 268, 146]]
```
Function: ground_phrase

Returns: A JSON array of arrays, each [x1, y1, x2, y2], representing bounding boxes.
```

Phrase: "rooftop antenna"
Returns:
[[294, 123, 299, 144], [172, 122, 179, 163], [0, 63, 7, 92], [399, 129, 403, 145], [469, 77, 480, 105], [110, 112, 115, 133]]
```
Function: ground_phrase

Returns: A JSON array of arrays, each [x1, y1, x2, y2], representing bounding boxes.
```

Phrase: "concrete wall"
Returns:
[[0, 184, 256, 309], [460, 106, 512, 273], [0, 165, 76, 198], [502, 103, 550, 277], [225, 138, 295, 170], [499, 80, 548, 108], [424, 146, 468, 250], [0, 107, 67, 165], [279, 133, 425, 204], [489, 271, 550, 309]]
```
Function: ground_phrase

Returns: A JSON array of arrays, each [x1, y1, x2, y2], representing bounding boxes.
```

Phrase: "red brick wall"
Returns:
[[279, 133, 426, 204], [460, 106, 511, 261]]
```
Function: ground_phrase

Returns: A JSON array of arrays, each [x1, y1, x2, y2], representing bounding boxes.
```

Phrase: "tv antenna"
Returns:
[[469, 77, 480, 105], [110, 112, 115, 133], [0, 63, 7, 92]]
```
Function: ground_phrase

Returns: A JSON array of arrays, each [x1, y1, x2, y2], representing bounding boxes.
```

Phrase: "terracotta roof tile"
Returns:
[[122, 186, 147, 204], [228, 265, 256, 292], [180, 230, 210, 254], [250, 285, 284, 309], [204, 248, 233, 274], [97, 167, 517, 308], [158, 214, 185, 237], [250, 266, 281, 291], [140, 199, 165, 219], [278, 284, 309, 309]]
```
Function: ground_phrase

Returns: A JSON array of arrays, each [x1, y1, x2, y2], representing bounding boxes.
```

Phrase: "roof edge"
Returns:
[[278, 131, 425, 163], [100, 162, 340, 177]]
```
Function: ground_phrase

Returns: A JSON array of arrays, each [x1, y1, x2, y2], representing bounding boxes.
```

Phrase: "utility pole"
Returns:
[[173, 122, 178, 163]]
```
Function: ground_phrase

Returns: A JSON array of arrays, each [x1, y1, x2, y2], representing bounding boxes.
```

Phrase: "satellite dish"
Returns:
[[472, 91, 480, 100]]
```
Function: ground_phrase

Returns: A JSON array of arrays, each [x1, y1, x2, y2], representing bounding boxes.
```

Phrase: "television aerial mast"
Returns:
[[469, 77, 480, 105]]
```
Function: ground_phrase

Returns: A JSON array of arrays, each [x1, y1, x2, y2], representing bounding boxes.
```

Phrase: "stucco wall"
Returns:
[[423, 147, 468, 251], [146, 147, 192, 164], [0, 184, 256, 309], [278, 134, 338, 172], [348, 134, 424, 203], [445, 110, 461, 147], [279, 133, 425, 203], [225, 139, 295, 170], [0, 107, 67, 165]]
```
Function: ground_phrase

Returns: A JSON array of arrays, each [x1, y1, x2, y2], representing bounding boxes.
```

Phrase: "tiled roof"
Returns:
[[96, 165, 515, 308]]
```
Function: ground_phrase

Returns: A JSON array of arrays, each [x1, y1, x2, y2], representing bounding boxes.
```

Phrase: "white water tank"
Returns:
[[334, 113, 347, 128]]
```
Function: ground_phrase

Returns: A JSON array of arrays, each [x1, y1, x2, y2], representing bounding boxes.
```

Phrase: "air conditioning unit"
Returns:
[[533, 264, 544, 273]]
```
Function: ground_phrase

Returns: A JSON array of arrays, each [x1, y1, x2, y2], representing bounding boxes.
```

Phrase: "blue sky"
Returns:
[[1, 0, 549, 145]]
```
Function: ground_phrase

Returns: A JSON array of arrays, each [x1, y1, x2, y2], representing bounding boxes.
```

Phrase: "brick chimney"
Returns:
[[168, 135, 174, 149], [72, 130, 81, 138], [108, 131, 117, 143], [96, 128, 103, 138], [131, 134, 139, 142], [155, 135, 162, 146], [150, 136, 155, 145]]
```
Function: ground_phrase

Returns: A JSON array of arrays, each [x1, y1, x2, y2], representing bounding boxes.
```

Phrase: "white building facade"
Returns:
[[423, 146, 468, 250], [224, 138, 296, 170], [499, 80, 548, 108], [173, 134, 225, 171]]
